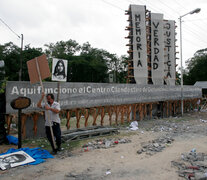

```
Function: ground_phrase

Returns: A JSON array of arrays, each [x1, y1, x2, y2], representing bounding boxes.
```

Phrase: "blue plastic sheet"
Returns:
[[0, 147, 53, 165], [6, 135, 18, 145]]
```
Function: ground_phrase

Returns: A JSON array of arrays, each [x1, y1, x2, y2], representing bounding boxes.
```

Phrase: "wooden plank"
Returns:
[[165, 101, 168, 117], [92, 107, 100, 126], [138, 104, 143, 121], [83, 109, 90, 127], [100, 107, 105, 126], [62, 127, 119, 142], [107, 106, 113, 126], [169, 101, 172, 117], [66, 110, 71, 129], [149, 103, 152, 119], [143, 103, 147, 119], [162, 102, 165, 118], [32, 113, 39, 136], [174, 101, 177, 115], [133, 104, 137, 121], [5, 114, 13, 135], [21, 114, 27, 139], [126, 105, 132, 122], [185, 100, 187, 113], [75, 109, 81, 128], [120, 105, 125, 124], [115, 106, 120, 125]]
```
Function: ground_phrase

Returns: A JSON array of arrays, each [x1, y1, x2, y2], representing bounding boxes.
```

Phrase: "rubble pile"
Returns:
[[82, 138, 131, 151], [151, 122, 193, 133], [172, 151, 207, 180], [149, 120, 207, 136], [137, 135, 174, 155]]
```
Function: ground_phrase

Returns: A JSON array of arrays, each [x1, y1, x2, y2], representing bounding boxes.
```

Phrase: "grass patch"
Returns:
[[22, 136, 90, 152], [23, 138, 51, 150]]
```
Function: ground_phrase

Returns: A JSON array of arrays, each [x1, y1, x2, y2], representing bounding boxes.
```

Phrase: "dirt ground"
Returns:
[[1, 111, 207, 180]]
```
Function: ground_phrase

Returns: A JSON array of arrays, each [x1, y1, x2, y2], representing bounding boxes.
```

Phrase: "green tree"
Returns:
[[184, 48, 207, 85], [1, 39, 128, 84], [0, 42, 43, 81], [45, 39, 81, 59], [22, 45, 43, 81], [0, 61, 5, 81], [116, 55, 127, 83], [80, 43, 110, 82], [45, 40, 109, 82], [1, 42, 20, 81], [176, 71, 181, 85]]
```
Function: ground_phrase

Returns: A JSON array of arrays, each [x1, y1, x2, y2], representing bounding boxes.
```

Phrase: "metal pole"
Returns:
[[19, 34, 23, 81], [179, 8, 201, 116], [18, 109, 22, 149], [179, 17, 184, 116], [57, 82, 60, 102]]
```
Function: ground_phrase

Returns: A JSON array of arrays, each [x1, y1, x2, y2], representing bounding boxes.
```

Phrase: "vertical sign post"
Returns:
[[130, 5, 148, 85], [10, 97, 31, 148], [164, 20, 176, 85], [151, 13, 165, 85]]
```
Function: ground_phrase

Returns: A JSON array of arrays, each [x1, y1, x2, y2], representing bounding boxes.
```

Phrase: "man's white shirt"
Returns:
[[41, 101, 61, 126]]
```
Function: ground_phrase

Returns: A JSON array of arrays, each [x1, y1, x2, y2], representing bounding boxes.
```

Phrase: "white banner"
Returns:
[[131, 5, 148, 85], [164, 20, 176, 85], [151, 13, 165, 85], [52, 58, 68, 82], [6, 81, 202, 114]]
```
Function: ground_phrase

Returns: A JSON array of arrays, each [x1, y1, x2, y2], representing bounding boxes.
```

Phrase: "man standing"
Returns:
[[37, 93, 61, 154]]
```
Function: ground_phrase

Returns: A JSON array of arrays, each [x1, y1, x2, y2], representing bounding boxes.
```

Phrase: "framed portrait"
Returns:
[[0, 151, 35, 170], [52, 58, 68, 82]]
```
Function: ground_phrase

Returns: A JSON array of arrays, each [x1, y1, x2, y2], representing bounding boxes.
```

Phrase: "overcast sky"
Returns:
[[1, 0, 207, 69]]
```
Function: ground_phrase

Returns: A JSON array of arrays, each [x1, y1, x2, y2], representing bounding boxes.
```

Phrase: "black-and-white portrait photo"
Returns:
[[0, 151, 35, 170], [52, 58, 68, 82]]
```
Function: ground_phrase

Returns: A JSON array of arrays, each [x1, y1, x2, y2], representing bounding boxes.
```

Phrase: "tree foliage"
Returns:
[[1, 42, 20, 81], [184, 48, 207, 85], [45, 39, 81, 58], [0, 42, 43, 81], [0, 39, 127, 83], [45, 40, 127, 83]]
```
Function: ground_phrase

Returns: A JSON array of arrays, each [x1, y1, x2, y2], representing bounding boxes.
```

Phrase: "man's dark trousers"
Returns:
[[45, 122, 61, 152]]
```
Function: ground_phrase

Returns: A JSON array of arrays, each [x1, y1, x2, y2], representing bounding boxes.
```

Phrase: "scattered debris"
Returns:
[[172, 150, 207, 179], [129, 121, 139, 131], [64, 168, 99, 180], [200, 119, 207, 123], [147, 119, 207, 138], [56, 150, 73, 159], [137, 135, 174, 155], [82, 138, 131, 151], [105, 170, 111, 175], [65, 172, 91, 180]]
